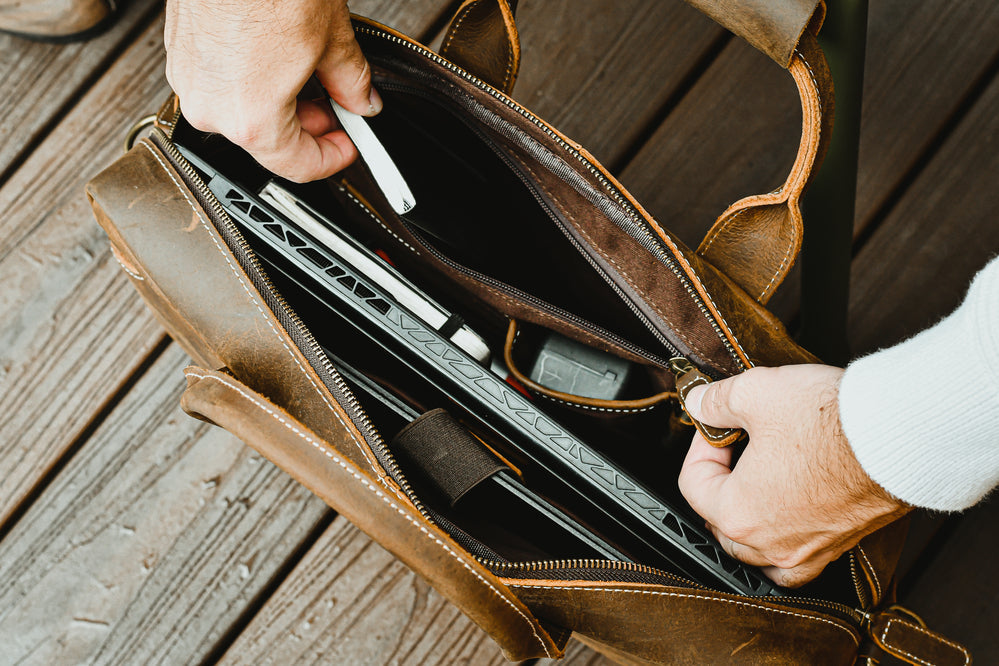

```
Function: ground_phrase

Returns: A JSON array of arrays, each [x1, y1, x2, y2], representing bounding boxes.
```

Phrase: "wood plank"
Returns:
[[845, 46, 999, 659], [847, 72, 999, 355], [0, 14, 174, 528], [218, 516, 509, 665], [617, 0, 999, 304], [0, 0, 160, 180], [0, 344, 332, 665], [509, 0, 722, 167], [0, 0, 452, 529], [900, 497, 999, 661]]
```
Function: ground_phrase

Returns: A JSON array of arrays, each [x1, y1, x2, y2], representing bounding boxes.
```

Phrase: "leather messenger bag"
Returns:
[[86, 0, 969, 663]]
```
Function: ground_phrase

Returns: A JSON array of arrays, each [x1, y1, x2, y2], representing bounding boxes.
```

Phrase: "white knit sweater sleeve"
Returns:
[[838, 256, 999, 512]]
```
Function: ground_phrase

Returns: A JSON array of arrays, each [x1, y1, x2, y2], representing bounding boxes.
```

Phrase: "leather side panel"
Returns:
[[507, 580, 859, 665], [85, 139, 385, 480], [181, 366, 562, 661]]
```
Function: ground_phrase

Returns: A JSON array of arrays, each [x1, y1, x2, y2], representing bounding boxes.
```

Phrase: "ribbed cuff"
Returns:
[[838, 261, 999, 512]]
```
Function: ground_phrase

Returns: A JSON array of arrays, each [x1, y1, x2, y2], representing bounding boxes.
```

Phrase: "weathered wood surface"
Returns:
[[0, 14, 173, 528], [0, 0, 161, 181], [902, 497, 999, 662], [0, 0, 451, 530], [0, 0, 996, 662], [218, 516, 507, 665], [0, 345, 331, 665], [511, 0, 723, 167]]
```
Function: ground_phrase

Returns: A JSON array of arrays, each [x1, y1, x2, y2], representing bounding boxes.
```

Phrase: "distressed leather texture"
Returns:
[[180, 367, 563, 661], [0, 0, 110, 38], [440, 0, 520, 94], [85, 1, 968, 664], [868, 613, 971, 666]]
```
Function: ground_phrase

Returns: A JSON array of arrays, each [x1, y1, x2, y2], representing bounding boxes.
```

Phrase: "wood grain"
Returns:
[[508, 0, 722, 166], [0, 15, 175, 528], [618, 0, 999, 310], [847, 69, 999, 355], [0, 0, 452, 529], [0, 0, 161, 180], [218, 516, 509, 666], [901, 497, 999, 662], [536, 639, 615, 666], [0, 345, 332, 665]]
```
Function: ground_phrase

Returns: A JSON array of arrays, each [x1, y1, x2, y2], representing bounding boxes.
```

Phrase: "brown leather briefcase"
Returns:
[[86, 0, 969, 663]]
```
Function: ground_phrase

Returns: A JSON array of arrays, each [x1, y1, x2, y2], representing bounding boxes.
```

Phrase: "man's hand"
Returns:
[[678, 365, 909, 588], [165, 0, 378, 182]]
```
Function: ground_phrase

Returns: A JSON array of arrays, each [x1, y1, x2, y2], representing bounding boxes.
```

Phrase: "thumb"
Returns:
[[317, 18, 382, 117], [684, 374, 750, 430]]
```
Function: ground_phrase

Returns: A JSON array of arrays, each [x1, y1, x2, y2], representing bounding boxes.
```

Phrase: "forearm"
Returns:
[[839, 256, 999, 511]]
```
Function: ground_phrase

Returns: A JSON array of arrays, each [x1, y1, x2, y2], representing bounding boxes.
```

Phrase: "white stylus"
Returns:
[[329, 99, 416, 215]]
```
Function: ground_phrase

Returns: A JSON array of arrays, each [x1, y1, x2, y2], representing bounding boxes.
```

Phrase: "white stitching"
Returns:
[[534, 391, 660, 414], [441, 0, 477, 55], [341, 188, 419, 255], [756, 50, 823, 303], [140, 141, 385, 479], [186, 369, 554, 658], [881, 618, 971, 666], [677, 374, 737, 442], [111, 251, 145, 281], [856, 545, 882, 602], [506, 583, 859, 646]]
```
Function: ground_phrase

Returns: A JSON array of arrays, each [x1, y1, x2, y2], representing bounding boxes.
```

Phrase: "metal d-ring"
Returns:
[[123, 114, 158, 153]]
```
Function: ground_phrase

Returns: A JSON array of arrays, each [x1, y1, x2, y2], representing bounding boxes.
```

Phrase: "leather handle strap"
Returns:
[[439, 1, 833, 304], [180, 365, 563, 661], [439, 0, 824, 94]]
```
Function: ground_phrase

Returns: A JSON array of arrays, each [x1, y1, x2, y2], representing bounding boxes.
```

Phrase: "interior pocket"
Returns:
[[364, 84, 668, 357]]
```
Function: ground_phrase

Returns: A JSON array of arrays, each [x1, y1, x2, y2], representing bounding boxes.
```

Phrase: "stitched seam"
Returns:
[[501, 8, 514, 91], [187, 369, 553, 658], [342, 189, 419, 255], [441, 0, 477, 55], [757, 51, 822, 302], [882, 619, 970, 666], [507, 152, 714, 363], [700, 207, 748, 255], [856, 545, 882, 602], [141, 141, 385, 479], [506, 584, 859, 646], [534, 391, 659, 414], [676, 374, 736, 442], [111, 252, 145, 281]]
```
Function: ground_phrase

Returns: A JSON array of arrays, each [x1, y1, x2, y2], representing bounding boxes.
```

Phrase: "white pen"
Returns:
[[329, 99, 416, 215]]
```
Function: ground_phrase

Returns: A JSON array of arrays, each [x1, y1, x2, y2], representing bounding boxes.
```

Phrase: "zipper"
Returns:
[[151, 30, 862, 630], [377, 81, 684, 365], [355, 23, 746, 373], [404, 222, 674, 369], [148, 129, 429, 519]]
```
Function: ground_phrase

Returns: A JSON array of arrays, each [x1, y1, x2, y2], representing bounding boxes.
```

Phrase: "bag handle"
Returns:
[[439, 0, 833, 304], [180, 365, 564, 661]]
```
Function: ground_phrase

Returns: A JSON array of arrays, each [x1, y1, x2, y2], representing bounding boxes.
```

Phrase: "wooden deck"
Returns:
[[1, 0, 997, 662]]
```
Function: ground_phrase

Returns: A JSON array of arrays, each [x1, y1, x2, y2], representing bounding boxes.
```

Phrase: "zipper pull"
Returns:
[[668, 358, 745, 448]]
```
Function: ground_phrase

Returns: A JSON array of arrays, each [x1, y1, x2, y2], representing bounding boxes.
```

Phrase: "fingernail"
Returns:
[[685, 385, 706, 419], [365, 88, 383, 116]]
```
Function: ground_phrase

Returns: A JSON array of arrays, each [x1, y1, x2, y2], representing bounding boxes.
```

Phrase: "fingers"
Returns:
[[253, 123, 359, 183], [316, 17, 382, 117], [677, 432, 733, 528], [684, 371, 755, 430], [706, 524, 772, 568]]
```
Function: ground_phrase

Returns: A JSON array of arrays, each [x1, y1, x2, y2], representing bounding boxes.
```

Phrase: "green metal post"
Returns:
[[798, 0, 869, 365]]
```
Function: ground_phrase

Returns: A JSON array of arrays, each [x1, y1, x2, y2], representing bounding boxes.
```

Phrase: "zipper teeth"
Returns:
[[357, 24, 745, 372], [480, 557, 702, 585], [404, 223, 672, 368], [154, 41, 858, 620], [150, 132, 431, 519], [378, 80, 682, 362], [849, 550, 870, 608]]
